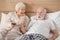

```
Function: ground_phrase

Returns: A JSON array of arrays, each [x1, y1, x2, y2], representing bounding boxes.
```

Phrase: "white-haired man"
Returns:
[[15, 7, 59, 40]]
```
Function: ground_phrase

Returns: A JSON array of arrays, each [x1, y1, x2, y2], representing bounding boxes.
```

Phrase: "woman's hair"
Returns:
[[15, 2, 25, 12]]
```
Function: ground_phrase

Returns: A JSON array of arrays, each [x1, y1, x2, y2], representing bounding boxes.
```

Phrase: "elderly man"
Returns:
[[15, 7, 59, 40]]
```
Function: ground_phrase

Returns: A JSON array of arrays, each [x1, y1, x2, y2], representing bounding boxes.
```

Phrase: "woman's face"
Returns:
[[17, 7, 25, 16]]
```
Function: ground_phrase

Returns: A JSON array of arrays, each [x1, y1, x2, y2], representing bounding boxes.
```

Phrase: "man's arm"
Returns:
[[51, 29, 59, 40], [48, 20, 59, 40], [48, 29, 59, 40]]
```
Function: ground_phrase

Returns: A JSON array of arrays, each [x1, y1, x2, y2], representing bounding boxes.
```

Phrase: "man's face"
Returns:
[[17, 7, 25, 16], [36, 8, 46, 19]]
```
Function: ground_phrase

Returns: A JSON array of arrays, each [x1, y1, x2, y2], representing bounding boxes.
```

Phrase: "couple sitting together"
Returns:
[[0, 2, 59, 40]]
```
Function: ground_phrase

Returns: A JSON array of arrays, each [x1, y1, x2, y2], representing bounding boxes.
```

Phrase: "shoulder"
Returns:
[[46, 19, 56, 27], [30, 16, 36, 20]]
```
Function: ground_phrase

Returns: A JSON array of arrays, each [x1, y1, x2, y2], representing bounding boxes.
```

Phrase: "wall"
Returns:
[[0, 0, 60, 20]]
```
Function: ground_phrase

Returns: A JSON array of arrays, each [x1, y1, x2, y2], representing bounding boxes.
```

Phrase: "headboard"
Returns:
[[0, 0, 60, 18]]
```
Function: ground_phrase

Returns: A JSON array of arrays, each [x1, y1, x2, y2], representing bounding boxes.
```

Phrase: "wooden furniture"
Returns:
[[0, 0, 60, 18]]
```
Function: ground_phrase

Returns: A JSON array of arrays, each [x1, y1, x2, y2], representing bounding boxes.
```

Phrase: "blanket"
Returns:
[[15, 33, 47, 40]]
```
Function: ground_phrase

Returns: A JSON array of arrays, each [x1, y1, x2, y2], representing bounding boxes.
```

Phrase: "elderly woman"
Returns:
[[15, 7, 59, 40], [3, 2, 29, 40]]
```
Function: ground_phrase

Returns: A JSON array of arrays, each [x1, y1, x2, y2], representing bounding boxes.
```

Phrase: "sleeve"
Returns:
[[49, 20, 56, 30]]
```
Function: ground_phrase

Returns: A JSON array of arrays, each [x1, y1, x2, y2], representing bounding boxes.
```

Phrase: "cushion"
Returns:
[[0, 12, 7, 27], [46, 11, 60, 20], [46, 11, 60, 32]]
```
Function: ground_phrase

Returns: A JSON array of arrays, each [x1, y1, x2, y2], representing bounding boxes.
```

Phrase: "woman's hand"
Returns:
[[19, 23, 27, 34], [11, 23, 16, 28]]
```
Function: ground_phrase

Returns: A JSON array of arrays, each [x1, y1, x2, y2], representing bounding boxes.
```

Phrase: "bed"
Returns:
[[0, 0, 60, 40]]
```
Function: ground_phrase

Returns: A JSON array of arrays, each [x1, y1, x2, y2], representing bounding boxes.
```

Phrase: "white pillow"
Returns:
[[46, 11, 60, 20], [1, 12, 7, 26], [46, 11, 60, 32], [54, 15, 60, 32]]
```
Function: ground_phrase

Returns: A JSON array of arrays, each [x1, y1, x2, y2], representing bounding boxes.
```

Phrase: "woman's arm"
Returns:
[[19, 23, 27, 34]]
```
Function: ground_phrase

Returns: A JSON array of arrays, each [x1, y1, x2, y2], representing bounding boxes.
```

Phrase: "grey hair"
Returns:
[[15, 2, 25, 12]]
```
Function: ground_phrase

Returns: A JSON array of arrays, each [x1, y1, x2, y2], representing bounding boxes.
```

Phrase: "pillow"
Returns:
[[54, 15, 60, 32], [0, 12, 7, 27], [46, 11, 60, 32], [46, 11, 60, 20]]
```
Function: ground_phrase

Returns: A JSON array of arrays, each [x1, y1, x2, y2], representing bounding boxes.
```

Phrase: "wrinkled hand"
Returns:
[[19, 23, 24, 28]]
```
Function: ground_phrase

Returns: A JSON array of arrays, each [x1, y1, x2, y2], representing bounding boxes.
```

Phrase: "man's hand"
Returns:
[[48, 38, 53, 40]]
